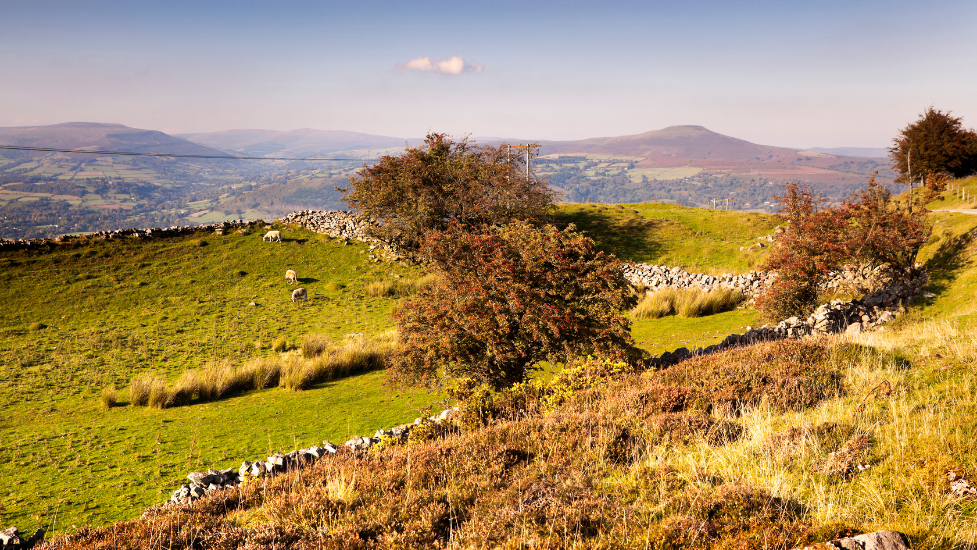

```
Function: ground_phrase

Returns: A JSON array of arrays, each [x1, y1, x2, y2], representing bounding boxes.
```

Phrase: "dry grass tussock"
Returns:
[[632, 286, 746, 319], [126, 332, 397, 408], [65, 323, 977, 548], [283, 331, 397, 391], [364, 273, 439, 298]]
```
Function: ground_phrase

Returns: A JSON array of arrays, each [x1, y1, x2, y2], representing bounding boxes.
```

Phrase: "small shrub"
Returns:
[[272, 335, 289, 353], [100, 386, 117, 409], [301, 333, 331, 358], [29, 321, 47, 331], [191, 239, 208, 247]]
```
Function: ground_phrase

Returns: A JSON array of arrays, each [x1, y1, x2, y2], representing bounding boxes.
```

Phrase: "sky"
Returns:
[[1, 0, 976, 148]]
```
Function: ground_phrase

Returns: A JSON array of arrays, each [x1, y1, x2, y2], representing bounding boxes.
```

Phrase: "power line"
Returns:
[[0, 144, 379, 162]]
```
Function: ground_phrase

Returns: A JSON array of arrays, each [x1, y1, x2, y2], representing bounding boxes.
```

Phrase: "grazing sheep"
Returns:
[[291, 287, 307, 302], [285, 269, 298, 284], [262, 230, 282, 243]]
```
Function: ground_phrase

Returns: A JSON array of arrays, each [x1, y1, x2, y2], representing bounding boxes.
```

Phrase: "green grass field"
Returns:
[[554, 201, 778, 272], [0, 202, 778, 534], [0, 225, 448, 529]]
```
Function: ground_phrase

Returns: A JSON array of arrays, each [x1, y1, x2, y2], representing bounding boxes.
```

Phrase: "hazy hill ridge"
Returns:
[[178, 128, 417, 157], [0, 122, 230, 157]]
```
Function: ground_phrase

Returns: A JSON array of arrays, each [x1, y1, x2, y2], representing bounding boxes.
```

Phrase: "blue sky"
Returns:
[[1, 0, 975, 147]]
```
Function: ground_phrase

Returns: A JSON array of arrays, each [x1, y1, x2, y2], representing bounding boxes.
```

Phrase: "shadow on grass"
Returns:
[[551, 208, 664, 261], [923, 230, 974, 295], [297, 277, 319, 284]]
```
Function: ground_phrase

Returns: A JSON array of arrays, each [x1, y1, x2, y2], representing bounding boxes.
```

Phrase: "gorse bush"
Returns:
[[632, 287, 745, 319]]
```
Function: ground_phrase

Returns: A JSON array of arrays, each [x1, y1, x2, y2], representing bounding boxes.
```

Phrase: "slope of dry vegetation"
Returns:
[[45, 325, 977, 549]]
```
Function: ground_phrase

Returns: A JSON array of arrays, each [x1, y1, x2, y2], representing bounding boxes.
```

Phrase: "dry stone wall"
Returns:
[[165, 407, 458, 506], [0, 219, 269, 252]]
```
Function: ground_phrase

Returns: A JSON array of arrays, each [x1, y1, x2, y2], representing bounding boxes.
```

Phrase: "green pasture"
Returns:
[[0, 226, 441, 530], [554, 201, 777, 272], [0, 202, 783, 533], [628, 166, 703, 181]]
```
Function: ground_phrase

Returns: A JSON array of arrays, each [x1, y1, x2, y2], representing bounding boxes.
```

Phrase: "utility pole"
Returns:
[[502, 143, 540, 181], [709, 198, 734, 210]]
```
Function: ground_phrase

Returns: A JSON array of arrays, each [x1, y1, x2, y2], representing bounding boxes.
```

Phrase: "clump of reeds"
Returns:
[[146, 377, 170, 409], [100, 385, 117, 409], [272, 335, 289, 353], [632, 286, 746, 319], [364, 273, 439, 298], [285, 331, 397, 391], [128, 373, 155, 406], [301, 333, 331, 358]]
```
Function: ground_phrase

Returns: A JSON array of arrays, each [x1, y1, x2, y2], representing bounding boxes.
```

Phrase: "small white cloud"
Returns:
[[396, 55, 484, 75]]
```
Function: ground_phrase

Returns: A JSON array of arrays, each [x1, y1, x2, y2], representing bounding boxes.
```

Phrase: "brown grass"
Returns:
[[633, 286, 746, 319], [300, 333, 331, 358], [128, 373, 155, 406], [100, 385, 117, 409], [364, 273, 439, 298], [48, 340, 851, 549]]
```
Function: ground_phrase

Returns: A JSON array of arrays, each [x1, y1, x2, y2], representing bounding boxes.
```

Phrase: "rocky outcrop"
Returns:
[[792, 530, 911, 550], [0, 527, 44, 550]]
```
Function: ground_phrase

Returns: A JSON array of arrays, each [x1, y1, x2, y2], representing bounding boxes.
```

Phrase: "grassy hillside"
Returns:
[[0, 202, 777, 534], [555, 201, 778, 272], [0, 225, 445, 529], [38, 199, 977, 549]]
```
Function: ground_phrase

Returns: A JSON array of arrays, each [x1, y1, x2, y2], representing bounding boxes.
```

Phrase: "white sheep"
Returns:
[[262, 230, 282, 243], [285, 269, 298, 284], [291, 287, 307, 302]]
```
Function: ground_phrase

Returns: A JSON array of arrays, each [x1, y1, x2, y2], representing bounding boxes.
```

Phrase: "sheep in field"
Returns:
[[291, 287, 307, 302], [285, 269, 298, 284], [262, 230, 282, 243]]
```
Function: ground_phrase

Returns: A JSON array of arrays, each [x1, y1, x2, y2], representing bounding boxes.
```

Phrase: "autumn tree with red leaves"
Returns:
[[756, 176, 930, 321], [340, 133, 555, 248], [390, 220, 639, 389]]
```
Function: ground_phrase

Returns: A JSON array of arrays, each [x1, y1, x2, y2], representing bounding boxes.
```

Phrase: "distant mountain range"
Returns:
[[176, 128, 418, 158], [0, 122, 230, 157], [0, 121, 891, 164], [0, 122, 897, 239], [805, 147, 889, 158]]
